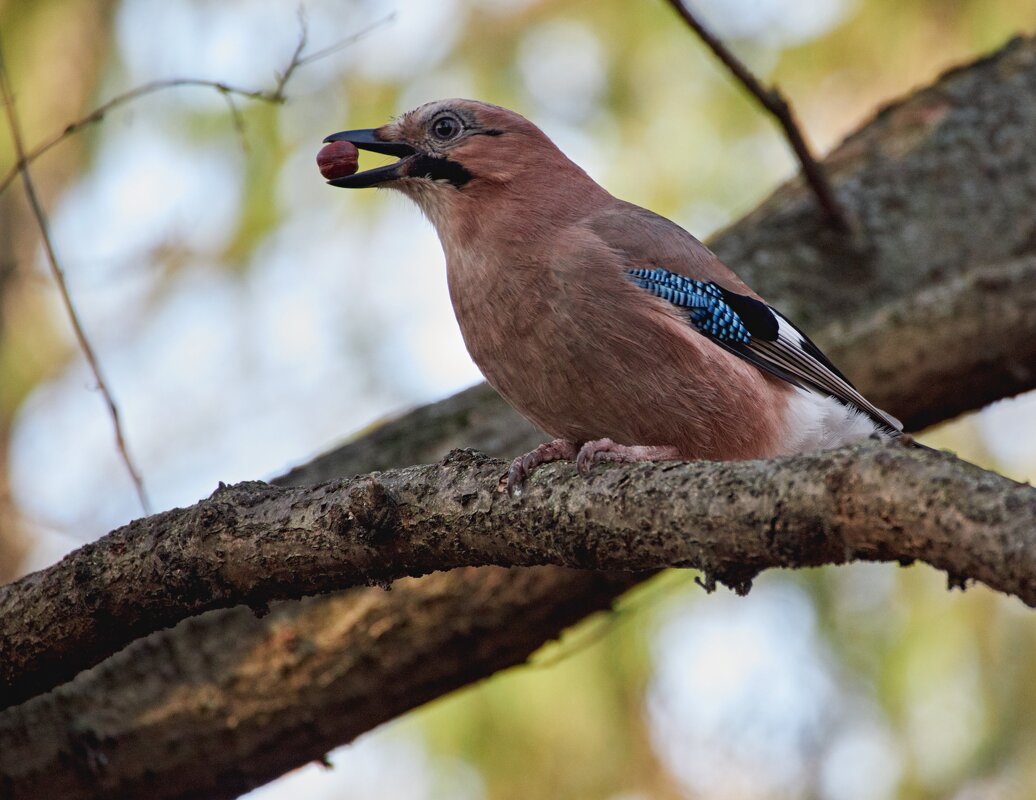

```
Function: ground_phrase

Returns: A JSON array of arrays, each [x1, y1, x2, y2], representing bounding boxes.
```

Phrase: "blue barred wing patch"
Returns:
[[627, 268, 751, 345]]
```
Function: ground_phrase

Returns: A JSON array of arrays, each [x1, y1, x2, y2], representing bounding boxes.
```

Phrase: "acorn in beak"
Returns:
[[318, 129, 416, 188]]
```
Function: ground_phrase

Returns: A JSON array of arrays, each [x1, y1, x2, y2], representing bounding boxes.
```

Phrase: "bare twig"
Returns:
[[293, 12, 395, 71], [0, 12, 394, 195], [220, 89, 249, 153], [663, 0, 851, 233], [0, 42, 151, 513], [0, 12, 393, 514], [269, 7, 311, 104]]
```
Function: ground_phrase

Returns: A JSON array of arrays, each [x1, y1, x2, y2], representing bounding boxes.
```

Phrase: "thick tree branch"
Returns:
[[0, 568, 637, 800], [712, 36, 1036, 331], [2, 35, 1036, 800], [821, 255, 1036, 431], [1, 442, 1033, 711]]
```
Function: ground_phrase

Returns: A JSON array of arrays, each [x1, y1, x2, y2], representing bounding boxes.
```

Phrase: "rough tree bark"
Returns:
[[1, 35, 1035, 800], [1, 441, 1034, 712]]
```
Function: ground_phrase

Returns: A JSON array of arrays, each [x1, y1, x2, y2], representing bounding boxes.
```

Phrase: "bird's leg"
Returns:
[[576, 438, 681, 475], [502, 438, 579, 496]]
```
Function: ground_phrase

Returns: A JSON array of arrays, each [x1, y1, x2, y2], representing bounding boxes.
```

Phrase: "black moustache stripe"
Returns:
[[407, 155, 473, 187]]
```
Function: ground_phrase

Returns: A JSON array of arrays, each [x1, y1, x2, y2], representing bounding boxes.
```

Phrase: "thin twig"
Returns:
[[220, 89, 249, 153], [0, 42, 151, 514], [269, 7, 311, 104], [0, 78, 271, 195], [0, 12, 394, 195], [294, 12, 395, 71], [0, 11, 393, 515], [663, 0, 851, 233]]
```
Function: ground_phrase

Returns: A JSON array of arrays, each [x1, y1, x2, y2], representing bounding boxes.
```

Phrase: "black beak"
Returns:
[[322, 128, 416, 188]]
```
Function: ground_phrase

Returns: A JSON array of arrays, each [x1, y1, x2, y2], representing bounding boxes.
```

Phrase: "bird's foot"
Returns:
[[501, 438, 579, 496], [576, 438, 681, 475]]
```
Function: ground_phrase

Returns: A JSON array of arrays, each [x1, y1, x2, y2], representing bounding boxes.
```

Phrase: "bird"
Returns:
[[320, 99, 903, 494]]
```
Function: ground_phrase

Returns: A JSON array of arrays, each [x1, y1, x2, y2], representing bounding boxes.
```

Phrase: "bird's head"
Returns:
[[322, 99, 599, 231]]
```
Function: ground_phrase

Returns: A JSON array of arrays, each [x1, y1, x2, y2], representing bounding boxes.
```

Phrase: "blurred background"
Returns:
[[2, 0, 1036, 798]]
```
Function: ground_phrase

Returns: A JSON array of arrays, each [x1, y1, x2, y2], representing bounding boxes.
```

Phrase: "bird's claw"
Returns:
[[503, 438, 680, 494], [502, 455, 530, 497], [501, 438, 579, 497], [577, 438, 682, 475], [576, 438, 617, 475]]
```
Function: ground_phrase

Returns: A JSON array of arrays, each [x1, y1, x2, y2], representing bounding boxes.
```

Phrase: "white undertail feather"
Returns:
[[771, 314, 895, 453], [780, 387, 887, 454]]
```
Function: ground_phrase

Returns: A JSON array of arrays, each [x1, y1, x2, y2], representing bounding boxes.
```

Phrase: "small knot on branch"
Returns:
[[344, 478, 400, 546]]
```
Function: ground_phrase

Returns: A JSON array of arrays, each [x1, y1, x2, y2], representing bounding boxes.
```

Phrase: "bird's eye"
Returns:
[[431, 115, 462, 141]]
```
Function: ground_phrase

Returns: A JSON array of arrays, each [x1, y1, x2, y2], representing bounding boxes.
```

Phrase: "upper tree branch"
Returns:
[[820, 255, 1036, 431], [1, 442, 1032, 710]]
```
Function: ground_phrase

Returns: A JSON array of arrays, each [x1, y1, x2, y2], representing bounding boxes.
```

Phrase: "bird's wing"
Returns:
[[585, 201, 758, 294], [586, 204, 902, 434]]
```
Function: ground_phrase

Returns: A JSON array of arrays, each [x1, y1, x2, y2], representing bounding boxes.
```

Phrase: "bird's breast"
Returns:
[[443, 244, 791, 460]]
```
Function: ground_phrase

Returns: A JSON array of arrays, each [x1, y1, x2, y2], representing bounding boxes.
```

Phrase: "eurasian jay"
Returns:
[[321, 99, 902, 493]]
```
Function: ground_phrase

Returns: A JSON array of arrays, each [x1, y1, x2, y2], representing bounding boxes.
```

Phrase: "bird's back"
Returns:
[[585, 201, 756, 296]]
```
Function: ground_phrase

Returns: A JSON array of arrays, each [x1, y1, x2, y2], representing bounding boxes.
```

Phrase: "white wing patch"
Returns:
[[750, 312, 903, 434]]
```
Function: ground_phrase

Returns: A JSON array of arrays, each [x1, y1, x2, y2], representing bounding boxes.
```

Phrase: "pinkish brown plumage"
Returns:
[[322, 100, 902, 493]]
